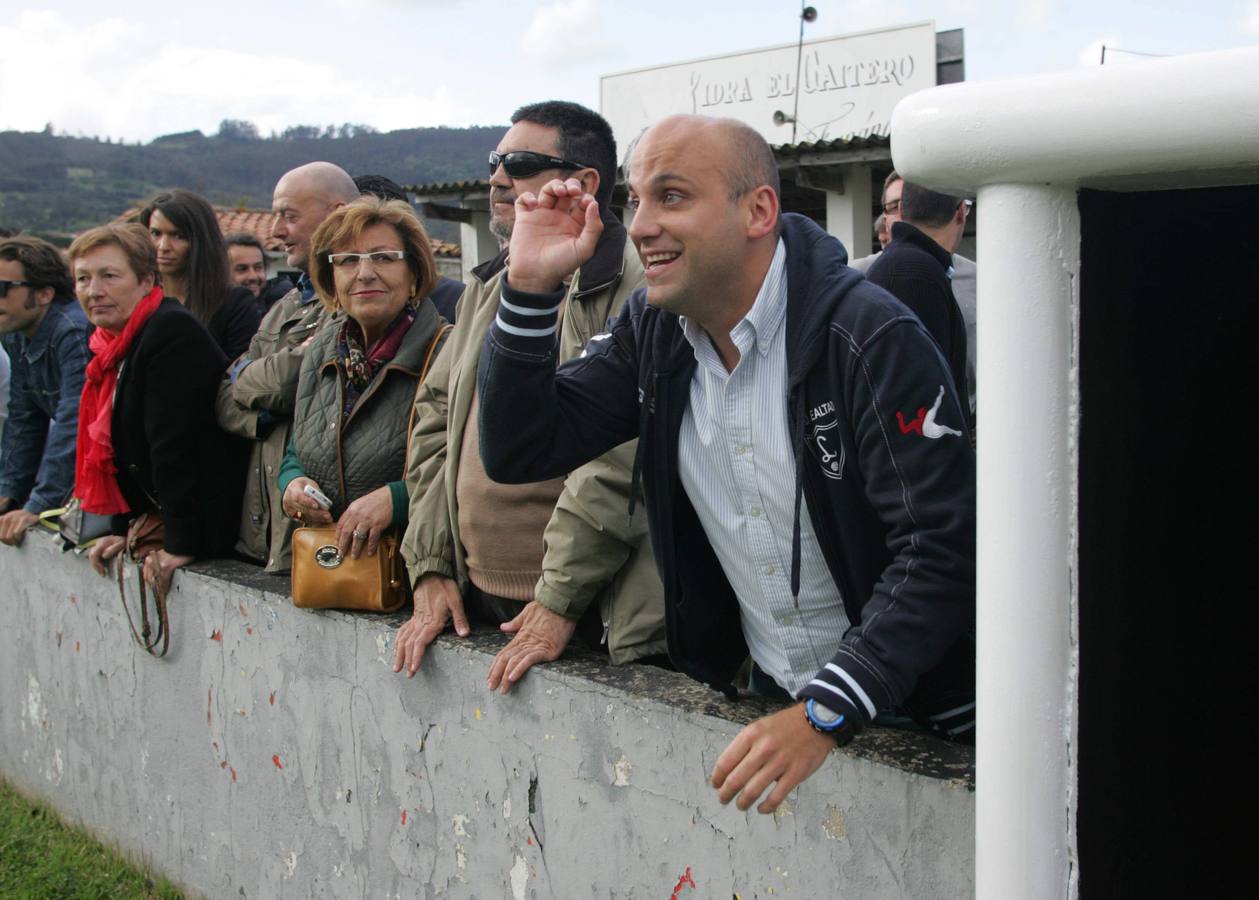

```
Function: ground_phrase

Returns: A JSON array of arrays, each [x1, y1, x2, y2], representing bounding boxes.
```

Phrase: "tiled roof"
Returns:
[[216, 208, 285, 252], [406, 136, 892, 196], [405, 179, 487, 196], [111, 206, 460, 258], [771, 134, 891, 155]]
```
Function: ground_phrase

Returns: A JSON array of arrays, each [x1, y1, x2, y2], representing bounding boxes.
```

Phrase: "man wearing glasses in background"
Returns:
[[854, 171, 978, 417], [393, 101, 666, 689]]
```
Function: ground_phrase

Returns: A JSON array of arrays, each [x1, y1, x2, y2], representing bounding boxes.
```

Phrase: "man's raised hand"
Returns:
[[507, 178, 603, 294]]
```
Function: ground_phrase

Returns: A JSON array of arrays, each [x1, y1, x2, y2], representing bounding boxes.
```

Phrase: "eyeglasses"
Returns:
[[328, 250, 406, 269], [881, 199, 902, 216], [0, 279, 33, 298], [489, 150, 586, 179]]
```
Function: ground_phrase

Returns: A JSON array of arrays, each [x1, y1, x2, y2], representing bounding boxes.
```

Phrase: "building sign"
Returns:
[[601, 22, 936, 150]]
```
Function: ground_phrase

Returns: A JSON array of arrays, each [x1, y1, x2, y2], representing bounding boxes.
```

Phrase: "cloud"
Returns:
[[522, 0, 610, 68], [0, 10, 458, 141], [1244, 1, 1259, 34]]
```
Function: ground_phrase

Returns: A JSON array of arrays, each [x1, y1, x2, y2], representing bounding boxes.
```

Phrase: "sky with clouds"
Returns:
[[0, 0, 1251, 142]]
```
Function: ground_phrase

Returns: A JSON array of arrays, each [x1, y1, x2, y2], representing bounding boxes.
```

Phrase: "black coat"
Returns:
[[477, 214, 976, 736], [109, 298, 248, 557], [866, 222, 970, 421], [207, 286, 262, 364]]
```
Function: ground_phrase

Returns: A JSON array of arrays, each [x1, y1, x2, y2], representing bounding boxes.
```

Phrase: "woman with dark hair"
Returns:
[[140, 189, 260, 361], [68, 223, 247, 594]]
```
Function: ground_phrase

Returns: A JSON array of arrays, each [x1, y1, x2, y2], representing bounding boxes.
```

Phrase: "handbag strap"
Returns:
[[403, 322, 454, 476], [117, 558, 170, 658]]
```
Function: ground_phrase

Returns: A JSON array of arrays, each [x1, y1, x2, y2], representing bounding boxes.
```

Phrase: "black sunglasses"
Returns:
[[489, 150, 586, 179], [0, 279, 34, 298]]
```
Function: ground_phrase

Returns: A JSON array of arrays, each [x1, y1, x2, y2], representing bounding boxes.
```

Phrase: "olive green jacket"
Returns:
[[215, 286, 337, 571], [401, 219, 666, 663]]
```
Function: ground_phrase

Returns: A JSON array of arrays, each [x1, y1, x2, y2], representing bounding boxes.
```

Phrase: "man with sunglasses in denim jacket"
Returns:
[[0, 236, 90, 546], [394, 101, 667, 688]]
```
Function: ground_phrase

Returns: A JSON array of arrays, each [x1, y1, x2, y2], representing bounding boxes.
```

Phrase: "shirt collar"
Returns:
[[680, 238, 787, 361], [22, 297, 75, 360], [297, 271, 316, 304]]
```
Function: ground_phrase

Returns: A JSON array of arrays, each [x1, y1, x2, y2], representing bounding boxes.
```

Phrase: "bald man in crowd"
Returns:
[[216, 162, 359, 571], [475, 114, 975, 813]]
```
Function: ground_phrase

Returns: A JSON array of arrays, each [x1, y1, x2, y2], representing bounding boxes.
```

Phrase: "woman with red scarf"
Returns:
[[277, 198, 446, 567], [69, 223, 246, 594]]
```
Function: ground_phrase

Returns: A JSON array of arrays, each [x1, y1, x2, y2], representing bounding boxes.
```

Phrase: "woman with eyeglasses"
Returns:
[[139, 189, 260, 362], [278, 197, 448, 566], [68, 223, 247, 593]]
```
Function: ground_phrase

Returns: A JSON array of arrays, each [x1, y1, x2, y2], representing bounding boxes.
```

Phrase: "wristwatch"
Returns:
[[805, 698, 856, 746]]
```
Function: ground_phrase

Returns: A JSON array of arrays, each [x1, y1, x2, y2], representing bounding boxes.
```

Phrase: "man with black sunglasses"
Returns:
[[394, 101, 666, 689], [0, 236, 90, 546]]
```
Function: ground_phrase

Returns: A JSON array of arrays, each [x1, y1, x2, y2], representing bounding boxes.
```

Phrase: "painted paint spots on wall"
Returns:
[[55, 632, 62, 648], [269, 691, 276, 706], [474, 707, 482, 721], [509, 853, 529, 900], [74, 641, 80, 652], [772, 799, 794, 825], [272, 754, 283, 770], [210, 629, 223, 642], [238, 603, 248, 616], [822, 806, 848, 840], [282, 851, 298, 879], [669, 866, 697, 898], [451, 814, 470, 837], [207, 688, 213, 726], [246, 627, 253, 636], [613, 754, 633, 786], [401, 809, 407, 825], [454, 843, 467, 871], [24, 674, 46, 731]]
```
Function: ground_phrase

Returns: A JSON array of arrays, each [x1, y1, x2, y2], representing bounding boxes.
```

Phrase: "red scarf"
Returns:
[[75, 285, 165, 515]]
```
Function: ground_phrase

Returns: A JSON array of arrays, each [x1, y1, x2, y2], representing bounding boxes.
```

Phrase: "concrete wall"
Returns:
[[1, 535, 974, 899]]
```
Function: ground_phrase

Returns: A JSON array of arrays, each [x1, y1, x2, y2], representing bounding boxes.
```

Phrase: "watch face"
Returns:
[[808, 699, 843, 727]]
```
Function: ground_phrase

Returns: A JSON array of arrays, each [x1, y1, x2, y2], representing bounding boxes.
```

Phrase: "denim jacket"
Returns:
[[0, 298, 90, 513]]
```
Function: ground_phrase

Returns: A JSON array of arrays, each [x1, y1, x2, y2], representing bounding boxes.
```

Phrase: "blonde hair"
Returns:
[[67, 222, 158, 282], [308, 197, 437, 313]]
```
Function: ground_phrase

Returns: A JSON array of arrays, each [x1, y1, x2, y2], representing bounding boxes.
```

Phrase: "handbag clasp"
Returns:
[[315, 545, 343, 569]]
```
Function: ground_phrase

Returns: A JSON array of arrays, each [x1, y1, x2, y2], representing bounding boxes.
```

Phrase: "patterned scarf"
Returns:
[[336, 306, 416, 417], [75, 285, 165, 515]]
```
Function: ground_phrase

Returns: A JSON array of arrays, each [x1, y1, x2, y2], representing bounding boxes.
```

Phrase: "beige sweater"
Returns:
[[456, 392, 566, 600]]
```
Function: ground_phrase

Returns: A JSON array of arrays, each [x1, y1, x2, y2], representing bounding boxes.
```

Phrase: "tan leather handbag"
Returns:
[[290, 527, 406, 612]]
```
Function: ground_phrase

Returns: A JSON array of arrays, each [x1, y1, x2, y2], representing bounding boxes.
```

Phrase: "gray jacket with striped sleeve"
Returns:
[[476, 213, 976, 741]]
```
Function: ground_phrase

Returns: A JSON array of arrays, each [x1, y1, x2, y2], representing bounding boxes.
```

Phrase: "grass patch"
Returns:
[[0, 780, 183, 899]]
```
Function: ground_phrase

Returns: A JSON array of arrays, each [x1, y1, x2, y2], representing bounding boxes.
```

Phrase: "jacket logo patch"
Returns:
[[897, 386, 963, 440], [579, 332, 612, 359], [807, 402, 844, 480]]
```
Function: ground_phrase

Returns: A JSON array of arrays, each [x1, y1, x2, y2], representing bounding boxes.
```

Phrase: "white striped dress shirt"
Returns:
[[676, 240, 850, 697]]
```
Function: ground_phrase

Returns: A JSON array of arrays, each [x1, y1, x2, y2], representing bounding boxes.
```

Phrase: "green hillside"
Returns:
[[0, 121, 501, 239]]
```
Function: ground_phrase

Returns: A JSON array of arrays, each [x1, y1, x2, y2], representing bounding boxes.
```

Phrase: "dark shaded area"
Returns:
[[194, 557, 975, 786], [1077, 186, 1257, 896]]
